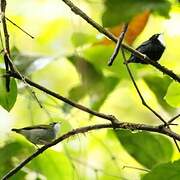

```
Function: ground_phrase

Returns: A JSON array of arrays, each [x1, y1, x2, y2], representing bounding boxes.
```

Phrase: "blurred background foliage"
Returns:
[[0, 0, 180, 179]]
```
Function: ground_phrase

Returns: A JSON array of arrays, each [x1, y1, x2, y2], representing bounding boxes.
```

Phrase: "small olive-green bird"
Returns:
[[12, 122, 60, 146]]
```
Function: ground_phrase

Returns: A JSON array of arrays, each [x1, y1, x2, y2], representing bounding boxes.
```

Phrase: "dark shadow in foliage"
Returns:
[[63, 55, 119, 114], [102, 0, 171, 27], [115, 129, 173, 169], [0, 141, 34, 179], [143, 75, 176, 113], [142, 159, 180, 180]]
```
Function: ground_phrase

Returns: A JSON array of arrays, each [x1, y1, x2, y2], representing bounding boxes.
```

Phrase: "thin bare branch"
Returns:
[[70, 157, 122, 179], [0, 0, 11, 91], [108, 23, 128, 66], [168, 113, 180, 125], [172, 138, 180, 152], [122, 165, 150, 172], [121, 48, 167, 125], [0, 0, 10, 54], [5, 16, 34, 39]]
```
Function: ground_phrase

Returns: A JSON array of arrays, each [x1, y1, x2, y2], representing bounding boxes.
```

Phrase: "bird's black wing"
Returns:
[[135, 40, 150, 53], [21, 124, 50, 130], [127, 40, 150, 63]]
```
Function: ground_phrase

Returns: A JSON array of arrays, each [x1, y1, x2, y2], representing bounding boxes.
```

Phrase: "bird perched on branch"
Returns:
[[12, 122, 60, 147], [126, 33, 165, 64]]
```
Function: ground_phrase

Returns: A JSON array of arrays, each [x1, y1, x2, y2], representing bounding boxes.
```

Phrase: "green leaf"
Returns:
[[102, 0, 171, 27], [68, 54, 103, 85], [71, 32, 97, 47], [67, 85, 87, 102], [0, 69, 17, 111], [28, 150, 73, 179], [0, 141, 32, 178], [0, 142, 23, 176], [142, 159, 180, 180], [0, 54, 3, 63], [164, 82, 180, 107], [66, 55, 119, 113], [83, 44, 133, 78], [10, 171, 27, 180], [143, 75, 175, 112], [90, 76, 119, 111], [115, 129, 173, 169]]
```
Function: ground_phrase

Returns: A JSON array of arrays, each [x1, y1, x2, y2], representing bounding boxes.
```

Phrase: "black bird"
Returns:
[[127, 33, 165, 64]]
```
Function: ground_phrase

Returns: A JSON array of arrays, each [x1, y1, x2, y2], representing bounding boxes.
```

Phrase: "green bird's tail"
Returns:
[[11, 128, 21, 133]]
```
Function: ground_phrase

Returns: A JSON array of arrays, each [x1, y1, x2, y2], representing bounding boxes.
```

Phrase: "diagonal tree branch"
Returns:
[[2, 122, 180, 179], [5, 16, 34, 39], [7, 71, 118, 124], [60, 0, 180, 83]]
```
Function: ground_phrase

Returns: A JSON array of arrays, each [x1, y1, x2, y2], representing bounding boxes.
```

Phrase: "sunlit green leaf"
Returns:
[[142, 159, 180, 180], [143, 75, 174, 112], [28, 150, 73, 179], [115, 129, 173, 169], [68, 85, 87, 102], [0, 141, 32, 178], [82, 44, 134, 78], [65, 55, 119, 113], [102, 0, 171, 27], [62, 85, 86, 113], [71, 32, 97, 47], [0, 69, 17, 111], [10, 171, 27, 180], [164, 82, 180, 107], [90, 76, 119, 111]]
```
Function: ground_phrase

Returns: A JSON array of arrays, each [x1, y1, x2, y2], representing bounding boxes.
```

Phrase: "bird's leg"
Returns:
[[33, 137, 41, 149]]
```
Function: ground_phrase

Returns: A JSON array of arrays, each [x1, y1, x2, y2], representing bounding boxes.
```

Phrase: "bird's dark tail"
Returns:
[[11, 128, 20, 133], [125, 56, 135, 64]]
